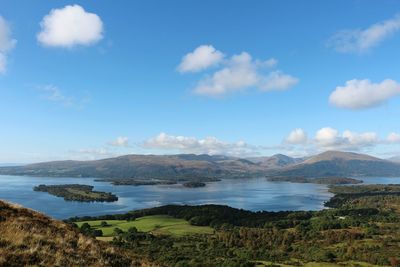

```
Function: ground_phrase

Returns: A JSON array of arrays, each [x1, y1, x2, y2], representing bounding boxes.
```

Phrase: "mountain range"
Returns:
[[1, 151, 400, 180], [268, 151, 400, 178]]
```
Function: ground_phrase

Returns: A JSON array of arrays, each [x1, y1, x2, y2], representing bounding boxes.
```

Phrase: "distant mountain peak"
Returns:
[[270, 150, 400, 178], [304, 150, 382, 164], [270, 153, 291, 159], [246, 154, 303, 169]]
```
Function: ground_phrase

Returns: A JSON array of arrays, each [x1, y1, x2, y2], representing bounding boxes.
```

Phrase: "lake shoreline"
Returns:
[[0, 175, 399, 219]]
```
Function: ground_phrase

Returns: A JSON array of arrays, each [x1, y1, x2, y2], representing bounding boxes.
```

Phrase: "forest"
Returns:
[[68, 184, 400, 266], [33, 184, 118, 202]]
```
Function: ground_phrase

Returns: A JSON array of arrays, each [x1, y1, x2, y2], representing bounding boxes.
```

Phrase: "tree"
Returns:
[[80, 223, 91, 233], [127, 227, 138, 234], [113, 227, 123, 235], [92, 229, 103, 237]]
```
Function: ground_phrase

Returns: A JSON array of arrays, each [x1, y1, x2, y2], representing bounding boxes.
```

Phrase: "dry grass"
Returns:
[[0, 200, 159, 267]]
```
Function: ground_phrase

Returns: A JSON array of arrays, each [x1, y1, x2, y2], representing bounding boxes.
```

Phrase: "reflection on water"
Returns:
[[0, 175, 399, 219]]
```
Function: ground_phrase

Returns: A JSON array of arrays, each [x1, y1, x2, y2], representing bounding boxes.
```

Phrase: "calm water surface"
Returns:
[[0, 175, 399, 219]]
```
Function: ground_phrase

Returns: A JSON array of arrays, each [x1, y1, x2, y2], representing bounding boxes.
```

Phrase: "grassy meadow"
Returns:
[[75, 215, 214, 238]]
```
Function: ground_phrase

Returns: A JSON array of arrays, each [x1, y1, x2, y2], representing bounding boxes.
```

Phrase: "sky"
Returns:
[[1, 0, 400, 163]]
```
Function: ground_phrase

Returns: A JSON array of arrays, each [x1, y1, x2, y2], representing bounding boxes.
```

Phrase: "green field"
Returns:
[[75, 215, 214, 237]]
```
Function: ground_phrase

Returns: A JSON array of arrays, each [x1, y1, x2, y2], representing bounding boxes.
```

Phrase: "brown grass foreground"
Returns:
[[0, 200, 158, 267]]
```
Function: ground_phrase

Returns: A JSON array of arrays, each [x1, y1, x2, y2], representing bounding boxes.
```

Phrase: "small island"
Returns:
[[33, 184, 118, 202], [94, 178, 177, 186], [182, 181, 206, 188], [95, 177, 221, 186], [267, 176, 363, 185]]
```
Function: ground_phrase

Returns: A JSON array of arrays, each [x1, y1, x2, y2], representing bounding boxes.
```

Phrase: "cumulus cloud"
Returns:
[[110, 136, 129, 147], [328, 15, 400, 53], [285, 128, 308, 144], [260, 71, 299, 91], [284, 127, 385, 153], [37, 5, 103, 48], [178, 45, 224, 73], [342, 130, 378, 147], [314, 128, 378, 150], [143, 132, 258, 156], [329, 79, 400, 109], [179, 46, 298, 96], [194, 52, 259, 95], [315, 127, 340, 147], [0, 16, 16, 74]]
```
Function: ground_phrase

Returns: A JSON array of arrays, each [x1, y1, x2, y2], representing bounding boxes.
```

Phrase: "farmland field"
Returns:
[[75, 215, 214, 237]]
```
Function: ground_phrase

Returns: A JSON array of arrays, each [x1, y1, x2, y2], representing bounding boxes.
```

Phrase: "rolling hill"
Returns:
[[270, 150, 400, 178], [0, 154, 266, 179], [0, 200, 153, 267]]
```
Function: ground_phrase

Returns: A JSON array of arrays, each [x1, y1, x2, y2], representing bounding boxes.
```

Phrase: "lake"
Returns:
[[0, 175, 399, 219]]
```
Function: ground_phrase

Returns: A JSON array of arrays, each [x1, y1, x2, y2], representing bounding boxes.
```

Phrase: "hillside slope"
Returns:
[[0, 200, 154, 267], [0, 154, 265, 179], [247, 154, 305, 169], [389, 156, 400, 163], [270, 151, 400, 178]]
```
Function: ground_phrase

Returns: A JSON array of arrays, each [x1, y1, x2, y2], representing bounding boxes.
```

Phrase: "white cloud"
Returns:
[[260, 71, 299, 91], [110, 136, 129, 147], [0, 16, 16, 74], [39, 84, 90, 109], [315, 127, 340, 147], [284, 127, 400, 155], [140, 129, 400, 159], [314, 128, 378, 151], [387, 132, 400, 143], [179, 46, 298, 96], [262, 58, 278, 68], [178, 45, 224, 73], [143, 132, 258, 156], [342, 130, 378, 147], [194, 52, 259, 95], [285, 128, 308, 144], [329, 79, 400, 109], [328, 15, 400, 53], [37, 5, 103, 48]]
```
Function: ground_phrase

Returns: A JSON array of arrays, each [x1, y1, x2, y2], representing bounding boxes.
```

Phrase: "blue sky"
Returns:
[[1, 0, 400, 162]]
